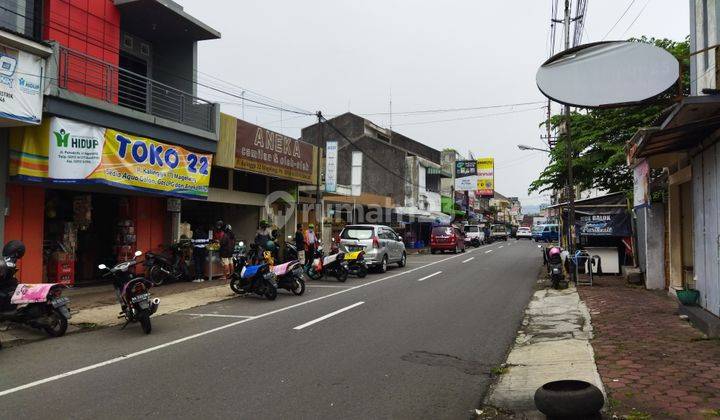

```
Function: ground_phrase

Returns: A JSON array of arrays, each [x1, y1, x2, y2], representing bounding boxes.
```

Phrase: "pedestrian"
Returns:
[[304, 223, 318, 266], [220, 224, 236, 281], [294, 223, 305, 264], [191, 225, 209, 282]]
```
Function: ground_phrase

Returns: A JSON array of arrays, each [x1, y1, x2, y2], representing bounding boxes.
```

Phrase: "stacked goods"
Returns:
[[115, 219, 137, 262]]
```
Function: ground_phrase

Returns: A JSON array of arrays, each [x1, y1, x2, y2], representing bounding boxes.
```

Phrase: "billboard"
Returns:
[[477, 157, 494, 197], [325, 141, 338, 193], [633, 159, 650, 209], [454, 160, 478, 191], [10, 117, 212, 199], [0, 43, 43, 125]]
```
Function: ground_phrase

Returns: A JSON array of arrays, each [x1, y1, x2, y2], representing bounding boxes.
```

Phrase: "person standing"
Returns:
[[304, 223, 318, 266], [219, 224, 236, 281], [294, 223, 305, 264], [191, 225, 209, 283]]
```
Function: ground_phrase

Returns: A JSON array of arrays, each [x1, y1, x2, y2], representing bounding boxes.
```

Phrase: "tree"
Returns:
[[529, 37, 690, 196]]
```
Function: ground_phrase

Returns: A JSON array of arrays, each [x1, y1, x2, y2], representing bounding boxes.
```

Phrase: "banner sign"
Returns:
[[0, 43, 43, 125], [633, 159, 650, 209], [577, 213, 632, 237], [454, 160, 478, 191], [10, 117, 212, 199], [325, 141, 338, 193], [476, 157, 495, 197], [235, 119, 316, 184]]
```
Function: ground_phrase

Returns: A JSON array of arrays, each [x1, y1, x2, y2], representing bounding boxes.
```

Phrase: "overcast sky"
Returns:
[[178, 0, 689, 208]]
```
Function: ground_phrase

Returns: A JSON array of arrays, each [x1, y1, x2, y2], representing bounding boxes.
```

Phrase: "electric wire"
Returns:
[[601, 0, 637, 40], [621, 0, 651, 37]]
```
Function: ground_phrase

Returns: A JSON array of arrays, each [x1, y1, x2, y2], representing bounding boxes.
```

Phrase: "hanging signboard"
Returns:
[[10, 117, 212, 199], [454, 160, 477, 191], [576, 213, 632, 237], [476, 157, 494, 197], [325, 140, 338, 193], [0, 43, 43, 125], [633, 159, 650, 209]]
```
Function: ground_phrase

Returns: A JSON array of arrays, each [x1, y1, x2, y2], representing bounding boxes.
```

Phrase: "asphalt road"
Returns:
[[0, 239, 540, 419]]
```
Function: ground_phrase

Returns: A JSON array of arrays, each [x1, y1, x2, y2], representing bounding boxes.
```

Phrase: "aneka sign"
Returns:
[[11, 117, 212, 199], [0, 43, 43, 125]]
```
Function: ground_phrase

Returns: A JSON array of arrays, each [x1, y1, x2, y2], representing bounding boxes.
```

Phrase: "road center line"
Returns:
[[462, 257, 474, 263], [417, 271, 442, 282], [498, 246, 504, 249], [183, 313, 255, 319], [485, 250, 493, 254], [306, 284, 350, 288], [0, 248, 472, 398], [293, 302, 365, 330]]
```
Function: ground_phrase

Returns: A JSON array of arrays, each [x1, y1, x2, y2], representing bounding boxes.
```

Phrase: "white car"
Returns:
[[463, 225, 485, 246], [516, 226, 532, 240]]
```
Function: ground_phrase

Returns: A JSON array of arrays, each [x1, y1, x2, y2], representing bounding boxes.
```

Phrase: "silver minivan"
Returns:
[[338, 224, 407, 273]]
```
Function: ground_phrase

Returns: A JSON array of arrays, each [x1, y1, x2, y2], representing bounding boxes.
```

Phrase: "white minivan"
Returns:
[[463, 225, 485, 247]]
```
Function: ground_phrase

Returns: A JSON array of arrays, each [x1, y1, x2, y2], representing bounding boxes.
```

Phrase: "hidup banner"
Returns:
[[11, 117, 212, 199], [0, 42, 43, 125], [476, 157, 494, 197]]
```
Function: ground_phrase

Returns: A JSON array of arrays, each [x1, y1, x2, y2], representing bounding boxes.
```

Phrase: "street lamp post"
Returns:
[[517, 144, 551, 153]]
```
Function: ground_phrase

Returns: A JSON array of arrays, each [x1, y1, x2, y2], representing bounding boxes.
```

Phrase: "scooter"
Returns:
[[144, 240, 192, 285], [306, 246, 348, 282], [98, 251, 160, 334], [543, 245, 567, 290], [343, 250, 368, 278], [0, 241, 71, 342], [229, 243, 279, 300]]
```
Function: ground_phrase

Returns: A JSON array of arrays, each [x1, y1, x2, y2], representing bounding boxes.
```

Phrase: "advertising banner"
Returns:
[[477, 157, 494, 197], [10, 117, 212, 199], [0, 43, 43, 125], [454, 160, 478, 191], [633, 159, 650, 209], [325, 141, 338, 193], [235, 119, 316, 184], [576, 213, 632, 237]]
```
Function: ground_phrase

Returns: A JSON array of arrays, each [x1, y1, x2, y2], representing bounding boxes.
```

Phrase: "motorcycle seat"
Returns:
[[272, 261, 296, 276], [241, 264, 264, 279], [149, 254, 171, 264]]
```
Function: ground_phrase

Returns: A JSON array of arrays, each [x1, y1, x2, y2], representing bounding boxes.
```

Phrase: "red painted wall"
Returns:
[[135, 196, 166, 256], [45, 0, 121, 101], [4, 185, 45, 284]]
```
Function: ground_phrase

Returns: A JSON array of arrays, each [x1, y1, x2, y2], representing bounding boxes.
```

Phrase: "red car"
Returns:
[[430, 226, 466, 254]]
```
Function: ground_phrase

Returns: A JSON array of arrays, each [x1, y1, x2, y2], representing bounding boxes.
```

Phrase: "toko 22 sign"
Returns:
[[11, 117, 212, 199]]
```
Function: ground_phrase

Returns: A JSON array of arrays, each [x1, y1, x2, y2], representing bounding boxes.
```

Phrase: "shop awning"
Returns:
[[629, 96, 720, 160]]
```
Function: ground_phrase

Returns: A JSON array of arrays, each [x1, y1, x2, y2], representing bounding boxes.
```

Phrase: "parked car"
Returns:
[[338, 225, 407, 273], [463, 224, 485, 247], [490, 224, 508, 241], [516, 226, 532, 240], [532, 224, 560, 243], [430, 225, 466, 254]]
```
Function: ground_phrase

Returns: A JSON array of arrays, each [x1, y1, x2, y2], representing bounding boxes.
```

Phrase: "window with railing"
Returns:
[[57, 45, 216, 132], [0, 0, 41, 40]]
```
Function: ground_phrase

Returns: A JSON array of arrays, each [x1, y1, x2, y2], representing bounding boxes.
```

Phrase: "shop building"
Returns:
[[4, 0, 221, 285], [300, 113, 443, 245]]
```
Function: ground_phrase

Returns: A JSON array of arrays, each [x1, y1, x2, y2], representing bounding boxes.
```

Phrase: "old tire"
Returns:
[[43, 308, 69, 337], [534, 380, 604, 418]]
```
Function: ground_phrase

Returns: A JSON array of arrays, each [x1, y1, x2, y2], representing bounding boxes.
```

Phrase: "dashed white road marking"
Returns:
[[183, 313, 255, 319], [462, 257, 474, 264], [485, 250, 493, 254], [293, 302, 365, 330], [417, 271, 443, 282]]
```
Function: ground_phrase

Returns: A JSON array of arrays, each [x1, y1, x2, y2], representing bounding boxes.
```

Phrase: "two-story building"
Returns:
[[4, 0, 222, 285], [300, 112, 448, 247]]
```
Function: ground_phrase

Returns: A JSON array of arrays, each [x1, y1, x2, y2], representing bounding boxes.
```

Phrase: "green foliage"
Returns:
[[529, 36, 690, 196]]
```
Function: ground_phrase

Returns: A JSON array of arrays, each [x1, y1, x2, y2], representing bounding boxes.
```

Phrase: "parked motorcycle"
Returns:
[[144, 240, 192, 285], [343, 250, 368, 278], [0, 241, 71, 341], [229, 243, 279, 300], [306, 247, 348, 282], [543, 245, 567, 290], [98, 250, 160, 334]]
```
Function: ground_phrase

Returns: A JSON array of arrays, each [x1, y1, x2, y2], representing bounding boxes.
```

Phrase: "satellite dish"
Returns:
[[536, 41, 680, 108]]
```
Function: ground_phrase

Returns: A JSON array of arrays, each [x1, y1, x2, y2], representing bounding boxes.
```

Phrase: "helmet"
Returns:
[[265, 240, 276, 251], [259, 220, 269, 228], [308, 224, 315, 229], [3, 240, 25, 260], [215, 220, 224, 230]]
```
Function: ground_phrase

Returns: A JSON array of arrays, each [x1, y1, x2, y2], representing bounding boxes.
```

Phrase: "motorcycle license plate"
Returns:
[[348, 245, 364, 252], [50, 297, 70, 308], [131, 293, 150, 303]]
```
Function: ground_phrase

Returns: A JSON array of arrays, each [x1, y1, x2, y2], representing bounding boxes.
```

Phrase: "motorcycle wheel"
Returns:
[[357, 266, 368, 278], [307, 267, 322, 280], [291, 276, 306, 296], [149, 265, 167, 286], [229, 277, 244, 295], [265, 285, 278, 301], [139, 314, 152, 334], [43, 308, 68, 337], [336, 267, 348, 282]]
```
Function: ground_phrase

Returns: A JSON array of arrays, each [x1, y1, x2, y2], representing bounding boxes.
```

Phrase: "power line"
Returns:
[[357, 101, 546, 117], [601, 0, 637, 40], [392, 106, 545, 127], [621, 0, 651, 37]]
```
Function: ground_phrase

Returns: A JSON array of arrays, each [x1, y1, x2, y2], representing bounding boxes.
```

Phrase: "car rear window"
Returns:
[[432, 227, 453, 236], [492, 225, 506, 233], [341, 227, 374, 240], [464, 226, 479, 232], [518, 227, 530, 232]]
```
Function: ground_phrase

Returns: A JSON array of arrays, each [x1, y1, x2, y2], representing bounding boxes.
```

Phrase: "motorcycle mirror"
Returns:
[[98, 264, 107, 270], [287, 235, 292, 239], [134, 250, 143, 257], [239, 241, 245, 247]]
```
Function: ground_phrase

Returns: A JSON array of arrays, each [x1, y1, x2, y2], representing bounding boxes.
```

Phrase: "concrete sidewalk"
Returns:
[[481, 283, 605, 418]]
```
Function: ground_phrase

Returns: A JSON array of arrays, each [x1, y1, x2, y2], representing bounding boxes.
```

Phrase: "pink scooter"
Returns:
[[272, 260, 305, 295]]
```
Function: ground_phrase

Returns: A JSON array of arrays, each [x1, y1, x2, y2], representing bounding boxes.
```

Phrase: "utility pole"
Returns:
[[316, 112, 323, 227], [563, 0, 577, 282]]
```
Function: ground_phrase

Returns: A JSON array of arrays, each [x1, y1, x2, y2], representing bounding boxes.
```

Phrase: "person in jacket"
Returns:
[[304, 224, 318, 265], [294, 223, 305, 264], [219, 224, 236, 280], [191, 225, 210, 283]]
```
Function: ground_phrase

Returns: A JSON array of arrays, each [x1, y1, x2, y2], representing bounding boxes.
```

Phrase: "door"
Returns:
[[382, 228, 399, 261], [377, 227, 391, 259]]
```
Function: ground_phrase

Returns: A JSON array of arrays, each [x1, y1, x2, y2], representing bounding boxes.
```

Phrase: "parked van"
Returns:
[[463, 225, 485, 247], [532, 224, 559, 242]]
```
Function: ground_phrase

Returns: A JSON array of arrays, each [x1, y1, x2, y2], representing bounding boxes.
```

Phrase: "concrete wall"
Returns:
[[0, 129, 8, 242], [152, 40, 196, 94], [643, 203, 666, 290]]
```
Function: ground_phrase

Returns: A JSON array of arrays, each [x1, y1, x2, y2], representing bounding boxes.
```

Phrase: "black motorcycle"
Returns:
[[144, 240, 192, 285], [229, 244, 278, 300], [0, 241, 71, 343], [99, 251, 160, 334]]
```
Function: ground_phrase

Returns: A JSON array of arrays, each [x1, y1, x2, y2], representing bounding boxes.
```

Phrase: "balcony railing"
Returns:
[[57, 45, 216, 133]]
